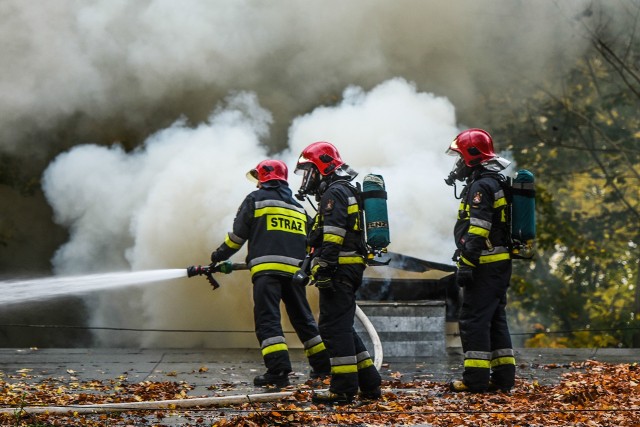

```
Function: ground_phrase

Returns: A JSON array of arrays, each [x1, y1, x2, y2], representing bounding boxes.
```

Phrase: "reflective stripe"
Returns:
[[224, 233, 244, 250], [254, 206, 307, 222], [331, 364, 358, 374], [356, 351, 372, 362], [323, 226, 346, 237], [470, 217, 492, 230], [324, 234, 345, 245], [261, 336, 285, 347], [250, 262, 299, 276], [261, 336, 288, 356], [249, 255, 302, 267], [479, 246, 510, 264], [357, 358, 374, 370], [459, 255, 476, 267], [304, 335, 323, 349], [494, 196, 508, 209], [338, 256, 365, 265], [347, 196, 359, 215], [305, 342, 326, 357], [464, 350, 491, 360], [469, 225, 490, 238], [255, 199, 306, 215], [491, 348, 515, 358], [479, 252, 511, 264], [464, 359, 491, 369], [262, 343, 288, 356], [331, 355, 357, 365], [491, 356, 516, 368]]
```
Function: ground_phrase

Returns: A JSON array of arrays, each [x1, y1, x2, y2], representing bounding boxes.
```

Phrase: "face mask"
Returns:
[[444, 157, 471, 186]]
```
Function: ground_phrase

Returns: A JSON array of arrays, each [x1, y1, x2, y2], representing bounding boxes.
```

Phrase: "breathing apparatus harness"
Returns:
[[447, 167, 536, 260]]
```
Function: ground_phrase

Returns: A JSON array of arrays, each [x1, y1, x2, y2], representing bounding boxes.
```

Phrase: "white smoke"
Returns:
[[42, 79, 459, 347], [14, 0, 618, 347], [0, 0, 600, 153]]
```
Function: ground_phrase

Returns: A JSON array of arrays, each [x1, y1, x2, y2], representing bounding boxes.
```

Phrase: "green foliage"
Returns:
[[489, 10, 640, 348]]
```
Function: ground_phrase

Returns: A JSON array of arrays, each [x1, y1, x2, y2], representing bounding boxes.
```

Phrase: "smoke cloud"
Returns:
[[42, 80, 460, 346], [5, 0, 617, 346]]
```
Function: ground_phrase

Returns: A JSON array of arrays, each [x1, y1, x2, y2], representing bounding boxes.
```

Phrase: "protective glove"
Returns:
[[210, 250, 223, 264], [314, 273, 334, 291], [456, 265, 474, 288], [310, 262, 336, 291]]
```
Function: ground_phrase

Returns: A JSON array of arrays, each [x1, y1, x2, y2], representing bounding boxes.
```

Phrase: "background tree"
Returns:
[[488, 5, 640, 347]]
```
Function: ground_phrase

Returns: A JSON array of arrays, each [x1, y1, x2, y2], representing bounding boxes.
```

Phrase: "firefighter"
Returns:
[[209, 159, 330, 388], [294, 141, 382, 404], [444, 128, 516, 393]]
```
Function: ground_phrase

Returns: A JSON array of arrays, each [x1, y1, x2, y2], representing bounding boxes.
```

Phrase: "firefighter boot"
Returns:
[[449, 380, 487, 393], [487, 380, 512, 393], [253, 371, 290, 388], [311, 389, 354, 405], [358, 386, 382, 401]]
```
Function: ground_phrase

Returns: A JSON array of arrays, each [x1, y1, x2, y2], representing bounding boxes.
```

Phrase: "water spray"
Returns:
[[0, 269, 187, 305]]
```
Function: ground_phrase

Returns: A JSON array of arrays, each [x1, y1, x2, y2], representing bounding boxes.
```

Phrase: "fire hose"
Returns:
[[2, 264, 383, 416], [186, 261, 383, 370]]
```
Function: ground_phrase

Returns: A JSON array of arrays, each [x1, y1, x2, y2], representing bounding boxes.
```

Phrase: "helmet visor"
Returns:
[[246, 168, 259, 184], [294, 157, 313, 175], [445, 138, 461, 156]]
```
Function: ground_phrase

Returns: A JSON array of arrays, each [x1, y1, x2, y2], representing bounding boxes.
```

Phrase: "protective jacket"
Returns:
[[454, 170, 511, 267], [211, 180, 330, 377], [309, 178, 380, 396], [309, 179, 367, 280], [211, 181, 309, 278], [453, 168, 516, 392]]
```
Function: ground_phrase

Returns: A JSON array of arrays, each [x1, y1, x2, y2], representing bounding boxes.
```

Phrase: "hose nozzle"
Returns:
[[187, 264, 210, 278], [186, 264, 219, 289]]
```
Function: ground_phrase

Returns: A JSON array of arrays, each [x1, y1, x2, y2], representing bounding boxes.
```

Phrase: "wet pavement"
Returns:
[[0, 347, 638, 425]]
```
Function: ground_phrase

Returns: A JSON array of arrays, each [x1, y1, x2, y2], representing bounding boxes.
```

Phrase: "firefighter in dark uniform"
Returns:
[[294, 141, 382, 404], [209, 159, 330, 387], [444, 128, 516, 393]]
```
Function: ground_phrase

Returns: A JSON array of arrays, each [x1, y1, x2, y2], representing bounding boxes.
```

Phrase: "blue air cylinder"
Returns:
[[362, 174, 390, 250], [511, 169, 536, 243]]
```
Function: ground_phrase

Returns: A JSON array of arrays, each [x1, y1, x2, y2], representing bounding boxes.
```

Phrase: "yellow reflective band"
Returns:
[[493, 197, 508, 209], [491, 356, 516, 368], [331, 364, 358, 375], [262, 343, 288, 356], [224, 235, 242, 250], [479, 253, 511, 264], [250, 263, 299, 276], [464, 359, 491, 369], [357, 359, 374, 370], [255, 206, 307, 221], [266, 214, 306, 235], [304, 342, 326, 357], [469, 225, 490, 238], [459, 255, 476, 267], [347, 204, 359, 214], [324, 234, 345, 245], [338, 256, 365, 265]]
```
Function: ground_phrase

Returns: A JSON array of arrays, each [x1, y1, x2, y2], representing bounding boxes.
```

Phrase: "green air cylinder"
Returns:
[[362, 174, 390, 250], [511, 170, 536, 256]]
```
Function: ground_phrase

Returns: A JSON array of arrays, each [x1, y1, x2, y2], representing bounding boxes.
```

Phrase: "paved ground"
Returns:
[[0, 347, 638, 425]]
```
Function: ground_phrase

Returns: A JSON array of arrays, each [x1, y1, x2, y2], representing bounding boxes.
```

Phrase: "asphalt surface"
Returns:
[[0, 347, 638, 426]]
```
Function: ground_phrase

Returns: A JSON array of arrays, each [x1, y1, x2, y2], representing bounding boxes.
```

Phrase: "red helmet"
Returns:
[[446, 128, 496, 167], [294, 141, 344, 176], [246, 159, 288, 183]]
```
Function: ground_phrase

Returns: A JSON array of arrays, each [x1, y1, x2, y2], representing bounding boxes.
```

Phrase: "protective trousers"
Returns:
[[253, 274, 330, 375], [318, 278, 381, 396], [458, 260, 516, 391]]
